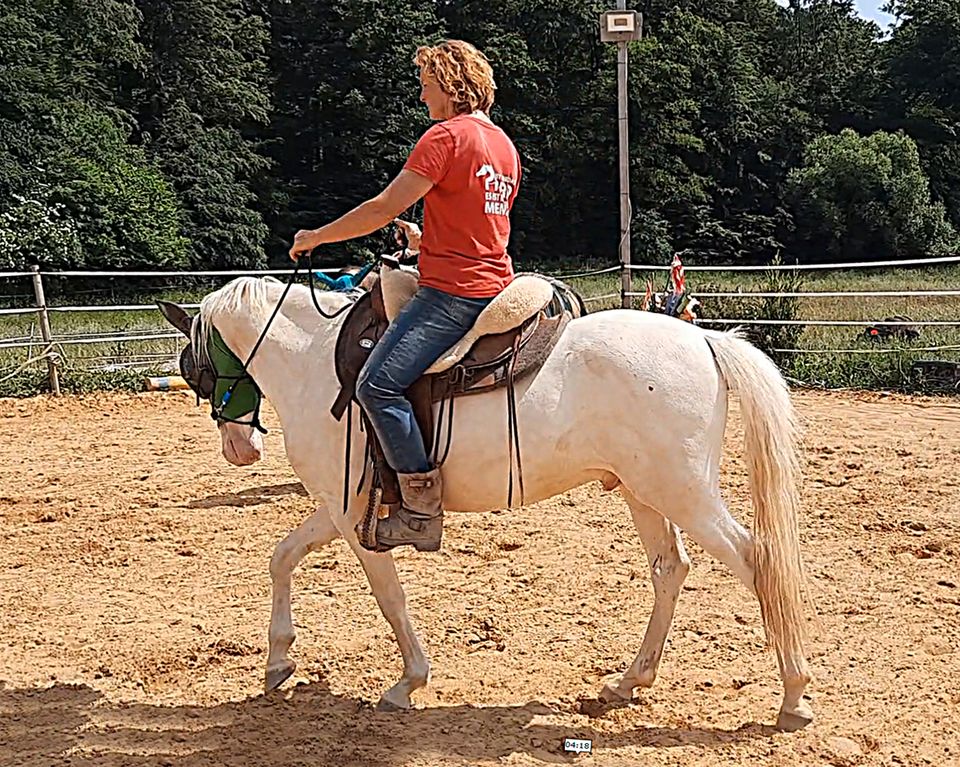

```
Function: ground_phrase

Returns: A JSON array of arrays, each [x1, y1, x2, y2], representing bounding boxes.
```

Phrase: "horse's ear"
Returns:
[[157, 301, 193, 337]]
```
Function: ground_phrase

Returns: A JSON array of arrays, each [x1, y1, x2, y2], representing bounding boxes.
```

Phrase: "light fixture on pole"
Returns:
[[599, 6, 642, 309]]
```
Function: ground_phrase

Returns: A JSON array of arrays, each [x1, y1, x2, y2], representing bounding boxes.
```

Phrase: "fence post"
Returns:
[[30, 266, 60, 396]]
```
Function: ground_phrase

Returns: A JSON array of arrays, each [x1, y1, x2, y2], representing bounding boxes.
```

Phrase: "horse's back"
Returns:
[[560, 309, 723, 386]]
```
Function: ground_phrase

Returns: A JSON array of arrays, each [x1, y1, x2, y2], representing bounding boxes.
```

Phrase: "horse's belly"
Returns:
[[440, 457, 608, 513]]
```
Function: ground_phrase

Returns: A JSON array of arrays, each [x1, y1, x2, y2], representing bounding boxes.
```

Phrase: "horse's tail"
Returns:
[[705, 329, 809, 672]]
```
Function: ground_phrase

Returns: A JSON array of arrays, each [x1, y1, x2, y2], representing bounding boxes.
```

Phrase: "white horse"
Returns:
[[159, 275, 813, 730]]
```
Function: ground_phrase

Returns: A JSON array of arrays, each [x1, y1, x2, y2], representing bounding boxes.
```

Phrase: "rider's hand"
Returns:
[[393, 218, 422, 252], [290, 229, 321, 261]]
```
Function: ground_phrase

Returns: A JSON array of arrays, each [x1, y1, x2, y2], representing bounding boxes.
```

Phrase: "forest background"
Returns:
[[4, 0, 956, 272]]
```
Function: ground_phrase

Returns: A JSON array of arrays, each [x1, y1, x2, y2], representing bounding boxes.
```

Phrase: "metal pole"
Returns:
[[617, 0, 632, 308], [30, 266, 60, 396]]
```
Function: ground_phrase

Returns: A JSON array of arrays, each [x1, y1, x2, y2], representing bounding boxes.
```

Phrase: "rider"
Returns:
[[289, 40, 522, 552]]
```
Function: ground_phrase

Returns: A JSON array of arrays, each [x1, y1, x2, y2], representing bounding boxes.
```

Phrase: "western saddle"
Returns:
[[329, 257, 585, 548]]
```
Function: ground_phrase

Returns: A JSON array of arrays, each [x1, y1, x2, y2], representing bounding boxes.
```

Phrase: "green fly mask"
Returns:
[[182, 326, 267, 434]]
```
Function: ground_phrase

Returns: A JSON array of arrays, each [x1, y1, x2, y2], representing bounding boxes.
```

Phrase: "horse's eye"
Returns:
[[179, 345, 209, 397], [197, 369, 217, 400]]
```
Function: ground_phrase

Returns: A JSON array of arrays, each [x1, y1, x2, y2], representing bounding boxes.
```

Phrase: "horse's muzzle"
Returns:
[[220, 423, 264, 466]]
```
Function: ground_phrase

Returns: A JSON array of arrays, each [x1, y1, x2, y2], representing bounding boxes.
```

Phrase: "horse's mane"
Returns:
[[193, 276, 284, 369], [191, 275, 354, 369]]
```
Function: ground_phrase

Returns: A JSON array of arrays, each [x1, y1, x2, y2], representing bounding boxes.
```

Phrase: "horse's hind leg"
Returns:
[[645, 486, 813, 729], [265, 506, 340, 692], [600, 488, 690, 703]]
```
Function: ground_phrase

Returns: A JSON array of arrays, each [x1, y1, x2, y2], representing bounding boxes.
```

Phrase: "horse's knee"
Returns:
[[270, 537, 301, 581], [667, 555, 690, 586], [271, 510, 340, 580], [651, 542, 690, 591], [672, 546, 691, 580], [270, 545, 287, 578]]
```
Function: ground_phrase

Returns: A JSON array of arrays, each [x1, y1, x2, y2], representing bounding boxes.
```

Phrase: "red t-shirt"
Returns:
[[403, 114, 521, 298]]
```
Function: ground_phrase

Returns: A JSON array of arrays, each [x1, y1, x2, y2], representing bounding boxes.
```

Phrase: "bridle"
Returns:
[[185, 251, 359, 433]]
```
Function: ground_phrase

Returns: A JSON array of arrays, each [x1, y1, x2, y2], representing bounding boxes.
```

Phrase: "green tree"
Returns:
[[883, 0, 960, 229], [131, 0, 272, 269], [0, 0, 143, 202], [7, 0, 957, 277], [0, 0, 143, 120], [0, 107, 185, 270], [775, 0, 885, 132], [787, 128, 957, 261], [620, 7, 801, 264], [0, 1, 185, 270], [434, 0, 621, 261], [263, 0, 442, 265], [650, 9, 792, 263]]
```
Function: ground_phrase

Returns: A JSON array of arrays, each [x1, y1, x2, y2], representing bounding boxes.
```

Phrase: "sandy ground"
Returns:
[[1, 388, 958, 767]]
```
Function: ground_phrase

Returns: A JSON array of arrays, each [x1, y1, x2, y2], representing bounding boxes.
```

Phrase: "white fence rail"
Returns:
[[625, 255, 960, 271], [629, 290, 960, 298], [697, 319, 960, 327], [3, 254, 960, 392]]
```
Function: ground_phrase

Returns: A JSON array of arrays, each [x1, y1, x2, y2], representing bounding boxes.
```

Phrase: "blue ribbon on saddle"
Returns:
[[313, 262, 376, 292]]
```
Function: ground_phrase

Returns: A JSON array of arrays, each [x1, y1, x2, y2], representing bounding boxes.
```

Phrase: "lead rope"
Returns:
[[215, 250, 353, 425], [306, 260, 355, 320]]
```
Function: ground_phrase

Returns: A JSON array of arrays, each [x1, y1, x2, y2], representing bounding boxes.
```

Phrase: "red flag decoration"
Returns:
[[669, 254, 686, 296]]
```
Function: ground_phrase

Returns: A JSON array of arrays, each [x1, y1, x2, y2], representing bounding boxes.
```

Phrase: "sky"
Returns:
[[775, 1, 896, 28], [851, 1, 895, 27]]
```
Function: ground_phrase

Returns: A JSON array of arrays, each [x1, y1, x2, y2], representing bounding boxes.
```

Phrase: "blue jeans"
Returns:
[[356, 286, 492, 474]]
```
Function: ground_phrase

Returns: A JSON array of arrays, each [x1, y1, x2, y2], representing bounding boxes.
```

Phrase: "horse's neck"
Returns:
[[217, 289, 347, 427]]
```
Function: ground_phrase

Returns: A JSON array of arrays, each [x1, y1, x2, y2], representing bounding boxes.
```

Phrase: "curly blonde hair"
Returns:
[[414, 40, 497, 115]]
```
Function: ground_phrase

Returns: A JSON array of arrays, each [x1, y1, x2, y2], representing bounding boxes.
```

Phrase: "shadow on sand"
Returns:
[[183, 482, 308, 510], [0, 677, 780, 767]]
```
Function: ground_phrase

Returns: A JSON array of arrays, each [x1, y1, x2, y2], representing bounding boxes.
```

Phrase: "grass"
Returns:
[[2, 262, 959, 397], [0, 277, 210, 396]]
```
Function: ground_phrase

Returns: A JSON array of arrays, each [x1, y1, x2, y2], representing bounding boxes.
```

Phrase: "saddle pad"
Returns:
[[425, 275, 555, 374]]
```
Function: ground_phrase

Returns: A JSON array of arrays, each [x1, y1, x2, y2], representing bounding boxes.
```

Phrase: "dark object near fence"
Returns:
[[910, 360, 960, 392], [864, 316, 920, 342]]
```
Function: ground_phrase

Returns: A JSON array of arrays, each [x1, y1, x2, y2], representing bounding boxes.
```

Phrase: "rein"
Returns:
[[305, 258, 359, 321], [211, 251, 355, 432]]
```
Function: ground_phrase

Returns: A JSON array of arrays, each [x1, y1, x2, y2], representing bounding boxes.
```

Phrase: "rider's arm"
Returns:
[[295, 170, 432, 253]]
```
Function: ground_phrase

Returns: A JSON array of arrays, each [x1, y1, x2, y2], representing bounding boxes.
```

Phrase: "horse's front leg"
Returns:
[[346, 538, 430, 711], [265, 506, 341, 692]]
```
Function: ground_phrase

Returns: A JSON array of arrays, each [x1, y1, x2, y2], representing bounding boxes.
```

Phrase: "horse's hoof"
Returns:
[[264, 660, 296, 693], [580, 684, 633, 718], [776, 705, 814, 732], [376, 694, 412, 712], [598, 682, 632, 704], [377, 685, 412, 712], [376, 697, 404, 713]]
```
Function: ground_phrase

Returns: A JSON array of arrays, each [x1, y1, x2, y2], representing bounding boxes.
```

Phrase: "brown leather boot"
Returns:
[[374, 468, 443, 552]]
